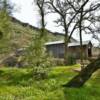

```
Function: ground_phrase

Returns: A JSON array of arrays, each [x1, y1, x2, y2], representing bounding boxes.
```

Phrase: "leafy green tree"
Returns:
[[25, 31, 54, 79], [26, 0, 54, 79], [0, 0, 11, 38], [0, 0, 10, 51], [0, 0, 14, 63]]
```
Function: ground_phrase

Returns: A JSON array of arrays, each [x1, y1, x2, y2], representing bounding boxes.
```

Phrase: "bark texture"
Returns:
[[63, 57, 100, 88]]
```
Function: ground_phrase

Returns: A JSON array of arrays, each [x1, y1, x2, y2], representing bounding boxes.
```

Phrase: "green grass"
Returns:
[[0, 65, 100, 100]]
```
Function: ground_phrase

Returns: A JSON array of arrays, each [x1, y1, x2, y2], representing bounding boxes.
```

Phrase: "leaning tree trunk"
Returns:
[[63, 57, 100, 88]]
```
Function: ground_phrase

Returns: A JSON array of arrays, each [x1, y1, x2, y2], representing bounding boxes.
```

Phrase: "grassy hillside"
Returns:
[[0, 65, 100, 100], [0, 17, 64, 63], [1, 16, 64, 52], [10, 17, 64, 47]]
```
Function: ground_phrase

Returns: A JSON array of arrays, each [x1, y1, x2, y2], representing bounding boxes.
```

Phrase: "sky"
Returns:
[[10, 0, 99, 45], [11, 0, 62, 31]]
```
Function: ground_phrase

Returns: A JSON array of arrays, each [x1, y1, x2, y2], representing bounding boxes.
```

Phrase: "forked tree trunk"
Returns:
[[63, 57, 100, 88]]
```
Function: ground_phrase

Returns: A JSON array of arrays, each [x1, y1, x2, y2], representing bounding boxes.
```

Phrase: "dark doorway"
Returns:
[[88, 48, 92, 57]]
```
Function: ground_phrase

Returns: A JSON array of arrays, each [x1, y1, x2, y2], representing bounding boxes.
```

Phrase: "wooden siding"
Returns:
[[46, 43, 92, 59]]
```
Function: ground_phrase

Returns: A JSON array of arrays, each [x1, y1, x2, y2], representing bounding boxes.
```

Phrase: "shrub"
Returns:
[[67, 55, 76, 65], [24, 32, 55, 80], [32, 54, 55, 80], [53, 58, 64, 66]]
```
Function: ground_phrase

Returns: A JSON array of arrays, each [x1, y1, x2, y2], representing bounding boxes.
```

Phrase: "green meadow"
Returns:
[[0, 65, 100, 100]]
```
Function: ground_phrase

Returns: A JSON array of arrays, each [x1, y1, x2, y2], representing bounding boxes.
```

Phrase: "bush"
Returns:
[[24, 31, 55, 80], [53, 58, 64, 66], [32, 54, 55, 80], [67, 55, 76, 65]]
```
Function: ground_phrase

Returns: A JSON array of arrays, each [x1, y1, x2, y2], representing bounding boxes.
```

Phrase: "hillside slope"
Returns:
[[10, 17, 64, 48], [0, 17, 64, 66]]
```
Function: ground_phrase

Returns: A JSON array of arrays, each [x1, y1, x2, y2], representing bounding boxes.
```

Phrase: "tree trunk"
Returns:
[[63, 17, 68, 65], [79, 8, 84, 70], [63, 57, 100, 88], [40, 8, 45, 38], [64, 34, 68, 65]]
